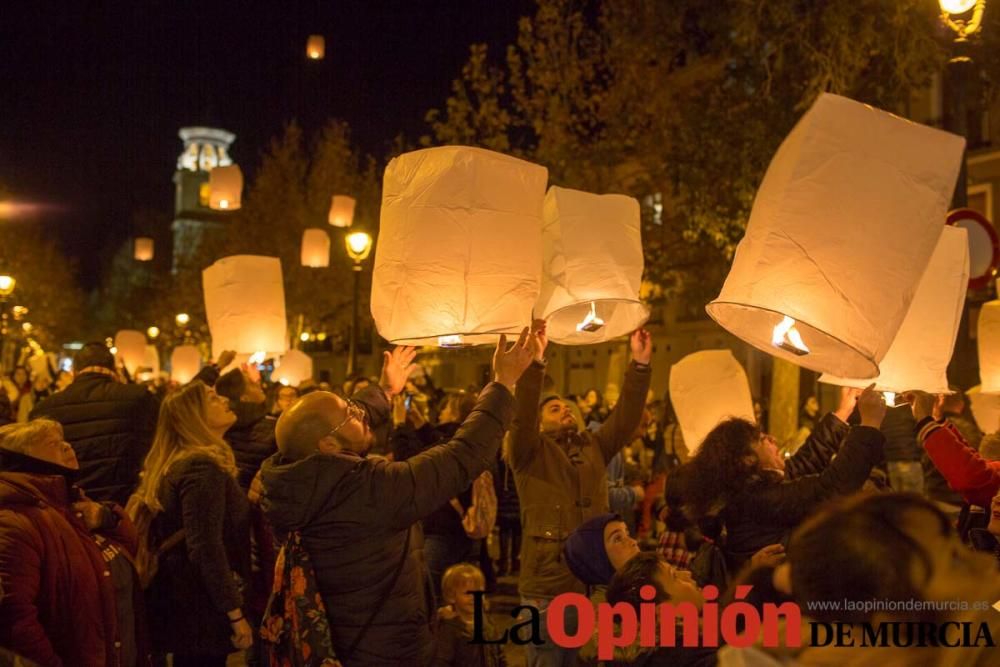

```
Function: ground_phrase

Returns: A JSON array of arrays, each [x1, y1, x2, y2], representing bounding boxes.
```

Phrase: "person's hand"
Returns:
[[216, 350, 237, 369], [72, 500, 107, 532], [901, 390, 940, 423], [229, 616, 253, 650], [380, 347, 417, 398], [931, 394, 946, 421], [630, 328, 652, 366], [530, 319, 548, 362], [750, 543, 786, 569], [493, 328, 535, 391], [833, 386, 862, 423], [248, 471, 264, 505], [857, 384, 887, 428]]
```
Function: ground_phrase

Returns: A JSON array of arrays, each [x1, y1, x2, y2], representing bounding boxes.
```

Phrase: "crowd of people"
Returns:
[[0, 320, 999, 667]]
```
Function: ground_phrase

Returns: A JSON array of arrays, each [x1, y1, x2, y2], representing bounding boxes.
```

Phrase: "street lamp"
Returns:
[[0, 275, 15, 371], [147, 326, 160, 340], [344, 231, 373, 377], [175, 313, 190, 327]]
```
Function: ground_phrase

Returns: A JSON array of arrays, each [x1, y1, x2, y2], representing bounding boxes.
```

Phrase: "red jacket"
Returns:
[[918, 419, 1000, 508], [0, 472, 139, 666]]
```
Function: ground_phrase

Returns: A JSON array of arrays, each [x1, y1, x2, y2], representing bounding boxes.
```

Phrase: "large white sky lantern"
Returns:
[[328, 195, 356, 228], [821, 226, 969, 394], [301, 228, 331, 267], [171, 345, 201, 384], [114, 329, 147, 376], [706, 93, 965, 378], [669, 350, 756, 455], [203, 255, 288, 359], [978, 283, 1000, 393], [536, 186, 649, 344], [274, 349, 313, 386], [209, 164, 243, 211], [372, 146, 548, 346]]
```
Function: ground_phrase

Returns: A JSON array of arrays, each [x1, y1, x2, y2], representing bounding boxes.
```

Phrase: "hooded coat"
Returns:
[[259, 383, 514, 667]]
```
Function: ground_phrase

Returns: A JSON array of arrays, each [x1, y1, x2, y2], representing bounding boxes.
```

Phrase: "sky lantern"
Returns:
[[274, 349, 313, 386], [372, 145, 548, 346], [820, 226, 969, 395], [978, 280, 1000, 393], [208, 164, 243, 210], [306, 34, 325, 60], [114, 329, 147, 376], [142, 344, 160, 378], [301, 228, 331, 267], [968, 386, 1000, 434], [134, 237, 154, 261], [170, 345, 201, 384], [203, 255, 288, 359], [706, 93, 965, 378], [536, 186, 648, 344], [669, 349, 756, 455], [328, 194, 356, 228]]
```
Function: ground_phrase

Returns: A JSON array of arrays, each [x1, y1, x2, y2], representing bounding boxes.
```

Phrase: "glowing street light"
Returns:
[[0, 275, 15, 297], [175, 313, 190, 327], [345, 232, 373, 263], [345, 231, 373, 377], [147, 326, 160, 339], [939, 0, 987, 43]]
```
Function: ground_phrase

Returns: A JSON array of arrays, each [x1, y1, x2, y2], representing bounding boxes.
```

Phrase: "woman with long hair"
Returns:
[[129, 381, 251, 666]]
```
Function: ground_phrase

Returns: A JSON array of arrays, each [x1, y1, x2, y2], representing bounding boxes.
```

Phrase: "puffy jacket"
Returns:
[[31, 373, 159, 505], [259, 383, 513, 667], [918, 418, 1000, 508], [223, 401, 277, 492]]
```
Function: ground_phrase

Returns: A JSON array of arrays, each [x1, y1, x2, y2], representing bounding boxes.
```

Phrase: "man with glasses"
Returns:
[[258, 331, 538, 666]]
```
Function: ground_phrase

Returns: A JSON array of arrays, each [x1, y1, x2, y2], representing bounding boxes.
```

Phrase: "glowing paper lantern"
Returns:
[[968, 386, 1000, 434], [372, 146, 548, 346], [978, 290, 1000, 393], [203, 255, 288, 359], [306, 35, 325, 60], [706, 93, 965, 378], [820, 226, 969, 393], [209, 165, 243, 211], [536, 186, 649, 344], [115, 330, 147, 376], [143, 345, 160, 375], [301, 229, 331, 268], [134, 237, 154, 261], [669, 350, 756, 454], [328, 195, 356, 228], [274, 349, 313, 386], [170, 345, 202, 384]]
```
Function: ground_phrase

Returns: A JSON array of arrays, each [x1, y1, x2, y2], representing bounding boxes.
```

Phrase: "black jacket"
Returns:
[[259, 383, 514, 667], [723, 415, 883, 569], [224, 401, 277, 492], [31, 373, 159, 505]]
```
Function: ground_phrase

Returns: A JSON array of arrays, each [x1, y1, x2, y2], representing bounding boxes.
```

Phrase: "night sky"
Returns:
[[0, 0, 535, 286]]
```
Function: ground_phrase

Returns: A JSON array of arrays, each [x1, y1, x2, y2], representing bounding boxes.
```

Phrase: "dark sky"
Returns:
[[0, 0, 535, 287]]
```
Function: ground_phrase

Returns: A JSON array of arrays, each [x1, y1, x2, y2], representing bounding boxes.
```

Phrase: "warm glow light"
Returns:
[[0, 275, 15, 297], [134, 237, 154, 261], [109, 346, 118, 356], [299, 332, 310, 342], [248, 350, 266, 366], [345, 231, 373, 262], [438, 335, 464, 347], [328, 195, 356, 228], [147, 326, 160, 339], [940, 0, 977, 14], [219, 199, 229, 209], [175, 313, 190, 326], [11, 306, 27, 318], [316, 332, 327, 342], [575, 302, 606, 333], [21, 322, 32, 333], [306, 35, 325, 60], [771, 316, 810, 355]]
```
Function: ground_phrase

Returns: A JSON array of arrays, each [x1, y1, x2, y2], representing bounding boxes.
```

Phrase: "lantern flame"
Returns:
[[883, 392, 896, 406], [219, 199, 230, 209], [438, 335, 464, 347], [248, 350, 266, 366], [576, 302, 605, 333], [771, 316, 810, 355]]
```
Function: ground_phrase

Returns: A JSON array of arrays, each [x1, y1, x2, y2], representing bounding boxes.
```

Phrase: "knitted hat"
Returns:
[[563, 513, 621, 586]]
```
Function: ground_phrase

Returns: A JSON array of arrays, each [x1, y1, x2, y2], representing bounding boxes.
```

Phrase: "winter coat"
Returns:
[[259, 383, 514, 667], [494, 453, 520, 525], [507, 360, 651, 600], [146, 456, 250, 656], [918, 418, 1000, 508], [223, 401, 277, 492], [880, 404, 921, 462], [722, 416, 883, 570], [431, 614, 507, 667], [0, 469, 142, 667]]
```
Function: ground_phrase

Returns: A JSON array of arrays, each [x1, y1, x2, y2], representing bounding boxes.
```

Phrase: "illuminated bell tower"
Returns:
[[171, 127, 236, 272]]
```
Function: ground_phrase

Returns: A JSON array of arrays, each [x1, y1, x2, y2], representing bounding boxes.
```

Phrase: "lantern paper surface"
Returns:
[[706, 93, 965, 378], [134, 237, 154, 261], [274, 349, 313, 386], [203, 255, 288, 359], [306, 35, 325, 60], [372, 146, 548, 346], [209, 164, 243, 210], [968, 386, 1000, 434], [171, 346, 201, 384], [536, 187, 649, 344], [143, 345, 160, 376], [820, 226, 969, 393], [978, 296, 1000, 393], [301, 229, 331, 268], [669, 350, 756, 455], [328, 195, 356, 228], [115, 330, 147, 376]]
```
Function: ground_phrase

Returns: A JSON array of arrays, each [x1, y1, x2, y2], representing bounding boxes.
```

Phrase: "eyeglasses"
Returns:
[[329, 399, 367, 436]]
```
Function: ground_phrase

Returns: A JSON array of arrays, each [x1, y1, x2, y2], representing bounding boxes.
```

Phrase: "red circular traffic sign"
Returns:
[[947, 208, 1000, 290]]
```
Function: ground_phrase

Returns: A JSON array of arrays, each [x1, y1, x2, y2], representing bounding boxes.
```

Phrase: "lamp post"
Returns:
[[0, 275, 15, 372], [344, 231, 373, 378]]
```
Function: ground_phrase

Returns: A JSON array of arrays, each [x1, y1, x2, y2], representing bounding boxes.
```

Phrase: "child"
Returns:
[[433, 563, 507, 667]]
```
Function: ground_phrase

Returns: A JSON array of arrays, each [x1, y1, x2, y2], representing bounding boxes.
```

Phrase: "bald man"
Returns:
[[259, 335, 537, 666]]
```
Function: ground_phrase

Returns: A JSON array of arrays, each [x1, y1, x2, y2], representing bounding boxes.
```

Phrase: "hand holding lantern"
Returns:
[[630, 328, 652, 366], [380, 346, 417, 398]]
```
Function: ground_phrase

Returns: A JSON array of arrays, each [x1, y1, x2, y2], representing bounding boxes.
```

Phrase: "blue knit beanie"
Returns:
[[563, 513, 620, 586]]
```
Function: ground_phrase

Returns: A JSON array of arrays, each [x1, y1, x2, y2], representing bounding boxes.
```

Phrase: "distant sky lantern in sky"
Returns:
[[208, 164, 243, 211], [114, 329, 147, 376], [372, 145, 548, 346], [669, 350, 756, 455], [203, 255, 287, 360], [978, 280, 1000, 393], [170, 345, 201, 384], [306, 34, 325, 60], [820, 226, 969, 393], [134, 237, 154, 261], [274, 349, 313, 386], [536, 186, 648, 344], [301, 228, 331, 268], [706, 93, 965, 378], [328, 195, 356, 228]]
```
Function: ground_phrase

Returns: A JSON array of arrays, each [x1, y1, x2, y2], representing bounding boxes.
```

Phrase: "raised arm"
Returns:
[[594, 329, 653, 465], [507, 321, 547, 471]]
